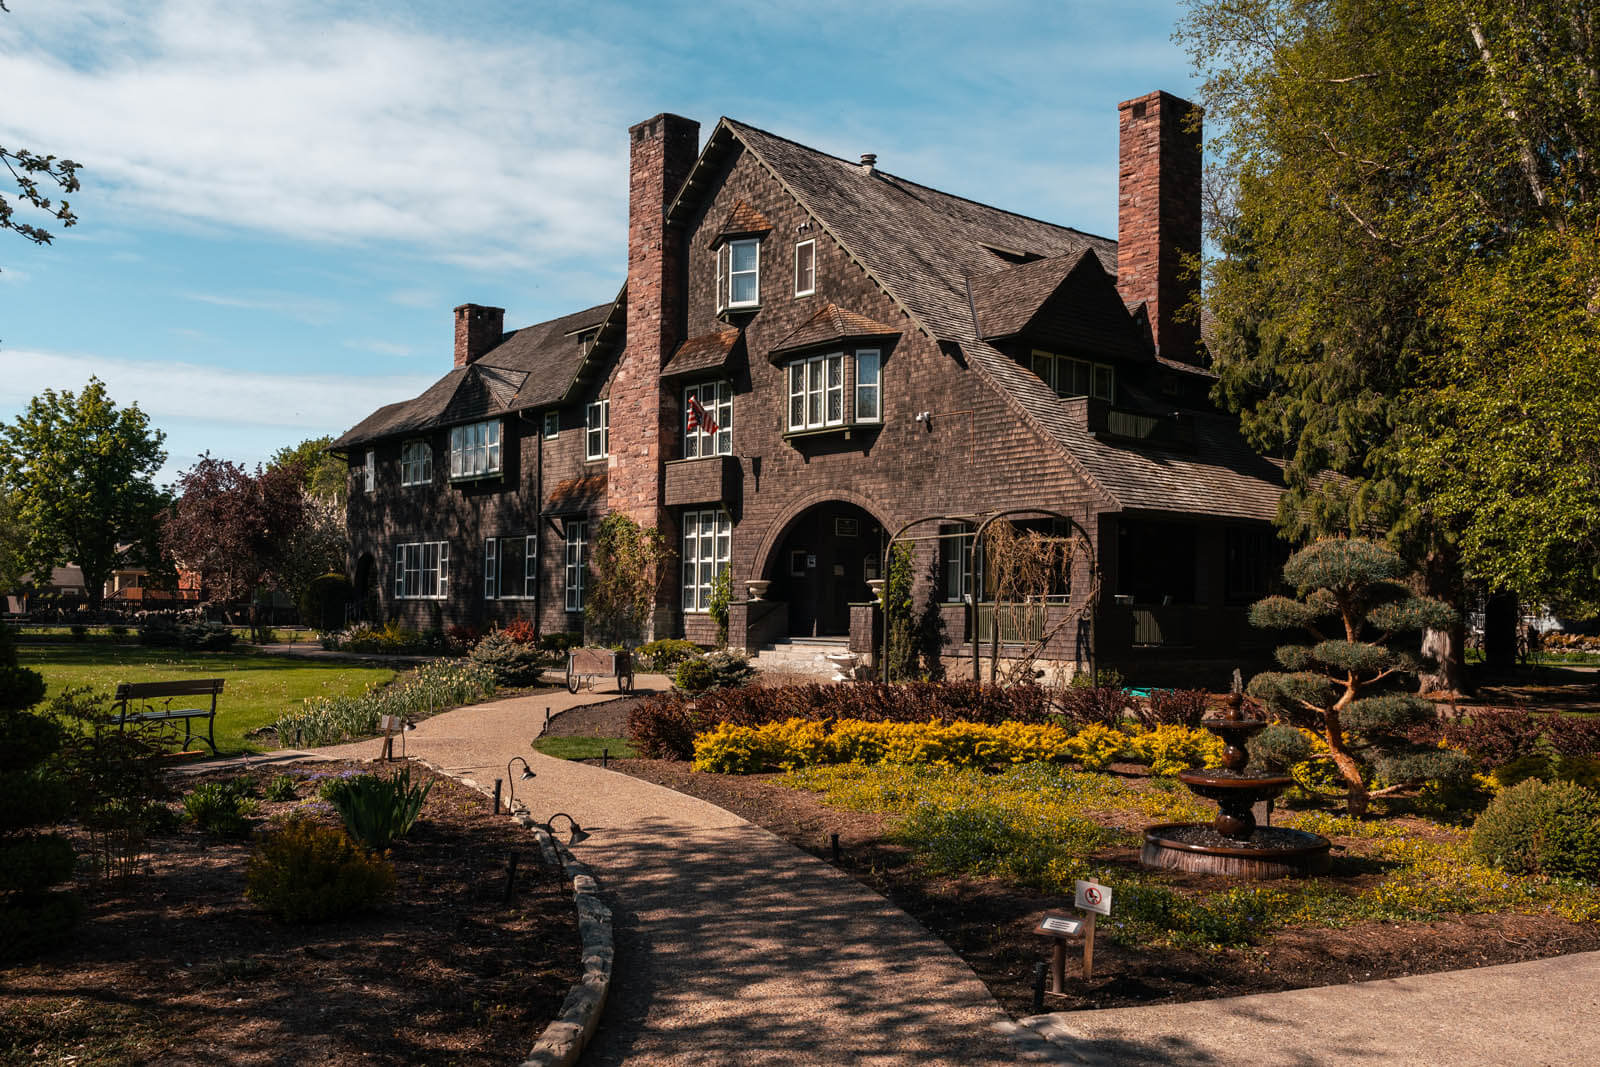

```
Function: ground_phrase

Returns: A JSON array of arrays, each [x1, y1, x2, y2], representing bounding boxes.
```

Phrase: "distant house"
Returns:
[[332, 91, 1286, 679]]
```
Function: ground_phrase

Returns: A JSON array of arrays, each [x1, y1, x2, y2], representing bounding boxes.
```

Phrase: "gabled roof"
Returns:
[[768, 303, 901, 359], [709, 199, 773, 246], [332, 298, 620, 449], [969, 250, 1152, 362]]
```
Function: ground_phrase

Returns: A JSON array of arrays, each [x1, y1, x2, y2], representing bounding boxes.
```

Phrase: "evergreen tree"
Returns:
[[1248, 539, 1472, 815]]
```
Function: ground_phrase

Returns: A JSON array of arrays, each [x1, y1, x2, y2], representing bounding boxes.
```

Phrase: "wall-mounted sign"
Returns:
[[806, 554, 817, 568]]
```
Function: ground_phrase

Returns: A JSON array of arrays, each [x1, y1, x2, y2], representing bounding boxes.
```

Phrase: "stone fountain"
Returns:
[[1141, 673, 1331, 879]]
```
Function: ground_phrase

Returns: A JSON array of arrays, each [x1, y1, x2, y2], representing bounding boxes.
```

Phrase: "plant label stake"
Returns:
[[493, 778, 503, 815], [1074, 879, 1112, 980], [1031, 914, 1082, 996]]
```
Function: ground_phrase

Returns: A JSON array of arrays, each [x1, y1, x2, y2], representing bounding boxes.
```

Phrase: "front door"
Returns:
[[774, 505, 880, 637]]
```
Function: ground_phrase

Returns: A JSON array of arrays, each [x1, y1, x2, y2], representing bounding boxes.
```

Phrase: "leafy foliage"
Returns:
[[673, 649, 756, 694], [182, 779, 259, 838], [264, 775, 299, 803], [324, 767, 432, 852], [1471, 779, 1600, 882], [882, 542, 918, 681], [0, 378, 167, 611], [245, 819, 395, 923], [1136, 689, 1211, 729], [584, 514, 671, 646], [1057, 684, 1136, 728], [636, 638, 699, 672], [267, 436, 348, 504], [1247, 539, 1470, 812], [275, 661, 495, 747]]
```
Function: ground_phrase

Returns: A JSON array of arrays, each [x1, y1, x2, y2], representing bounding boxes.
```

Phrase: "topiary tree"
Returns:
[[0, 624, 78, 961], [1247, 538, 1472, 815]]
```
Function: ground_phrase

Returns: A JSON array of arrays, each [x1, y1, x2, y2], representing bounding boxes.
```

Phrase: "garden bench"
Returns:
[[112, 679, 225, 756]]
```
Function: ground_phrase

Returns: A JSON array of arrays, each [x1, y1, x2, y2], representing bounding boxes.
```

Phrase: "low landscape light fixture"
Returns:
[[543, 811, 588, 846], [506, 757, 536, 812]]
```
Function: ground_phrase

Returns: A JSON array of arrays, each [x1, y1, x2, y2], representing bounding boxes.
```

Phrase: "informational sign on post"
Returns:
[[1074, 879, 1112, 916]]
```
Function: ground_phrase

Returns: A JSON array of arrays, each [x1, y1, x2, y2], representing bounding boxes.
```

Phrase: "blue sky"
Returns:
[[0, 0, 1199, 486]]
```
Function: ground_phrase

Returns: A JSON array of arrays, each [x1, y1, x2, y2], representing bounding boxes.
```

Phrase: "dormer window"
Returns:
[[716, 238, 761, 311], [1031, 350, 1114, 402]]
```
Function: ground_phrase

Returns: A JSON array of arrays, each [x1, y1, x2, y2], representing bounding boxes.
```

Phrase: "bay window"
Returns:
[[855, 349, 881, 423], [681, 509, 731, 613], [448, 420, 501, 479], [683, 380, 733, 458], [787, 352, 845, 431], [394, 541, 449, 600]]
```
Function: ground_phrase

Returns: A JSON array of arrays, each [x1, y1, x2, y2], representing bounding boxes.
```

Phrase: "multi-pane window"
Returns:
[[718, 238, 760, 309], [787, 352, 845, 431], [394, 541, 449, 600], [794, 239, 816, 297], [683, 381, 733, 458], [1030, 351, 1114, 402], [448, 420, 502, 479], [564, 520, 588, 611], [543, 411, 560, 439], [855, 349, 881, 423], [586, 400, 609, 460], [400, 440, 431, 486], [941, 524, 975, 603], [681, 509, 731, 613], [485, 535, 537, 599], [363, 450, 376, 495]]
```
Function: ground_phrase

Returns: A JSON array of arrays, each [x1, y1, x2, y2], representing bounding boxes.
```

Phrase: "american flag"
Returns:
[[687, 394, 719, 436]]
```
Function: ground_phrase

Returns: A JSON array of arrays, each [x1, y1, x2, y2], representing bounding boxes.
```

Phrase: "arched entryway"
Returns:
[[764, 501, 886, 637]]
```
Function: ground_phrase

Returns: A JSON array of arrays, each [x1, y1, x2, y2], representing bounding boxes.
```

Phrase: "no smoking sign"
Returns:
[[1074, 879, 1112, 916]]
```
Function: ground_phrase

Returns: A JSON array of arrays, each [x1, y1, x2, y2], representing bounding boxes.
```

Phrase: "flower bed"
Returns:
[[275, 660, 496, 746]]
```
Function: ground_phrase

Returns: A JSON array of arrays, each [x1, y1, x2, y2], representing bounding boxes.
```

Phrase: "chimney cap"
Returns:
[[859, 153, 877, 175]]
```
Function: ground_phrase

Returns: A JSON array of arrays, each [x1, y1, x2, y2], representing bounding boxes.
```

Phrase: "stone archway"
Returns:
[[757, 496, 891, 637]]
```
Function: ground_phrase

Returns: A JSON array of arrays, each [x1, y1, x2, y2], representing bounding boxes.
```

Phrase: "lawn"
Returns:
[[17, 645, 397, 753], [531, 735, 636, 761]]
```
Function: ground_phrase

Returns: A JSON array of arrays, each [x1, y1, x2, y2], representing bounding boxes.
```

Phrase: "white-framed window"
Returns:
[[485, 535, 537, 599], [1030, 350, 1114, 402], [794, 239, 816, 297], [585, 400, 609, 460], [717, 237, 760, 309], [855, 349, 881, 423], [543, 411, 560, 439], [564, 521, 588, 611], [363, 450, 376, 495], [484, 538, 497, 600], [394, 541, 449, 600], [786, 352, 845, 431], [941, 523, 974, 603], [681, 509, 731, 613], [448, 420, 502, 479], [400, 440, 431, 486], [683, 380, 733, 458]]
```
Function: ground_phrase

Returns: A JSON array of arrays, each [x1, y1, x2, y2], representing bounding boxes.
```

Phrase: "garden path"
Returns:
[[319, 680, 1033, 1064]]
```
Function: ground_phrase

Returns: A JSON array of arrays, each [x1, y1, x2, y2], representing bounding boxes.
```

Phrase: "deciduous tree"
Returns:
[[0, 378, 167, 611]]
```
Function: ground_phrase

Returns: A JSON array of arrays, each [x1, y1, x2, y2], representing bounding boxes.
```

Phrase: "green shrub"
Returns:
[[182, 780, 259, 838], [539, 631, 582, 654], [468, 630, 546, 687], [1470, 779, 1600, 881], [137, 616, 180, 646], [69, 623, 88, 642], [246, 819, 395, 923], [637, 638, 700, 673], [178, 621, 238, 651], [325, 767, 433, 851], [674, 650, 756, 694], [0, 835, 76, 895], [264, 775, 299, 802]]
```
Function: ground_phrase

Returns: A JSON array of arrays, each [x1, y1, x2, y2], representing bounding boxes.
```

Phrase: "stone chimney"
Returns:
[[1116, 91, 1202, 363], [611, 112, 700, 524], [454, 303, 505, 368]]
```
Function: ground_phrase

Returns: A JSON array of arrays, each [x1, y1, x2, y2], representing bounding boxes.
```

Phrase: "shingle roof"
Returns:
[[969, 250, 1151, 362], [663, 327, 744, 378], [332, 300, 617, 449], [768, 303, 901, 359], [710, 199, 773, 245], [546, 473, 607, 514]]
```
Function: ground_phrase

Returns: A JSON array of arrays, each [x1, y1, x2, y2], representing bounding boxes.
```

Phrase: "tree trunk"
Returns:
[[1417, 548, 1469, 695], [1323, 717, 1369, 816], [1483, 591, 1519, 671]]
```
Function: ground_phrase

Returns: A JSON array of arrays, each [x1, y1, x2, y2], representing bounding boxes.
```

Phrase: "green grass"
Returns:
[[531, 736, 636, 761], [17, 645, 397, 754], [1465, 648, 1600, 667]]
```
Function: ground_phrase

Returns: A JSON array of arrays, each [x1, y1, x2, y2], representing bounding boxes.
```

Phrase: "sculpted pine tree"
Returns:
[[1247, 539, 1471, 815]]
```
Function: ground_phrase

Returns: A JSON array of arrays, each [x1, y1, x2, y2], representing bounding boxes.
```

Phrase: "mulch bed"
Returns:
[[606, 758, 1600, 1017], [0, 760, 580, 1066], [538, 696, 642, 738]]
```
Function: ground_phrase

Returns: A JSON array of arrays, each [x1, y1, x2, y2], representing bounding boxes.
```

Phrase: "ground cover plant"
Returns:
[[17, 644, 397, 753], [0, 760, 579, 1065]]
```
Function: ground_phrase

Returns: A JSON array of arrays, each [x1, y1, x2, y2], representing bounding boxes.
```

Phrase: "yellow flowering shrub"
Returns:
[[1064, 723, 1127, 771], [692, 718, 1079, 773], [1123, 725, 1225, 775]]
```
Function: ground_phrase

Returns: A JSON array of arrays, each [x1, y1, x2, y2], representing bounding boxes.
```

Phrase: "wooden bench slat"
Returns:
[[113, 679, 226, 698]]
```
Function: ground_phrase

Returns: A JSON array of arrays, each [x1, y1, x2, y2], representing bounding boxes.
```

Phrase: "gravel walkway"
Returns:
[[319, 680, 1026, 1064]]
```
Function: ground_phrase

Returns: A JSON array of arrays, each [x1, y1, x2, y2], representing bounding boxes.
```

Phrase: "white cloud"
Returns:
[[0, 347, 433, 435], [0, 1, 631, 270]]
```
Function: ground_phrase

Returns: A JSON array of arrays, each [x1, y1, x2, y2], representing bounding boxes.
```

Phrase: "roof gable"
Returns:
[[972, 251, 1153, 362], [709, 198, 773, 247], [768, 303, 901, 360]]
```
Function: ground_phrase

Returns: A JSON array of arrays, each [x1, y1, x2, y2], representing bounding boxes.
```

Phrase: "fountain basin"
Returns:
[[1143, 822, 1331, 879]]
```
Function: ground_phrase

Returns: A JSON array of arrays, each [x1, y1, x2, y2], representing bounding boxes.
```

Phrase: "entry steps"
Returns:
[[750, 636, 853, 678]]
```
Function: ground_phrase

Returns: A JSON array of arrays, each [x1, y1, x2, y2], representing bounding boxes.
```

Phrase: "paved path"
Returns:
[[314, 687, 1600, 1066], [321, 681, 1025, 1064], [1019, 950, 1600, 1065]]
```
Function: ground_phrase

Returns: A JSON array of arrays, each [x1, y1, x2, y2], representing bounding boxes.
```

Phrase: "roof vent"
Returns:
[[859, 153, 877, 176]]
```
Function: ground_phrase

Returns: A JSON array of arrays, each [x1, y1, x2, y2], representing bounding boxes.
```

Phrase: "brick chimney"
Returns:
[[610, 112, 700, 524], [453, 303, 505, 368], [1116, 91, 1202, 363]]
